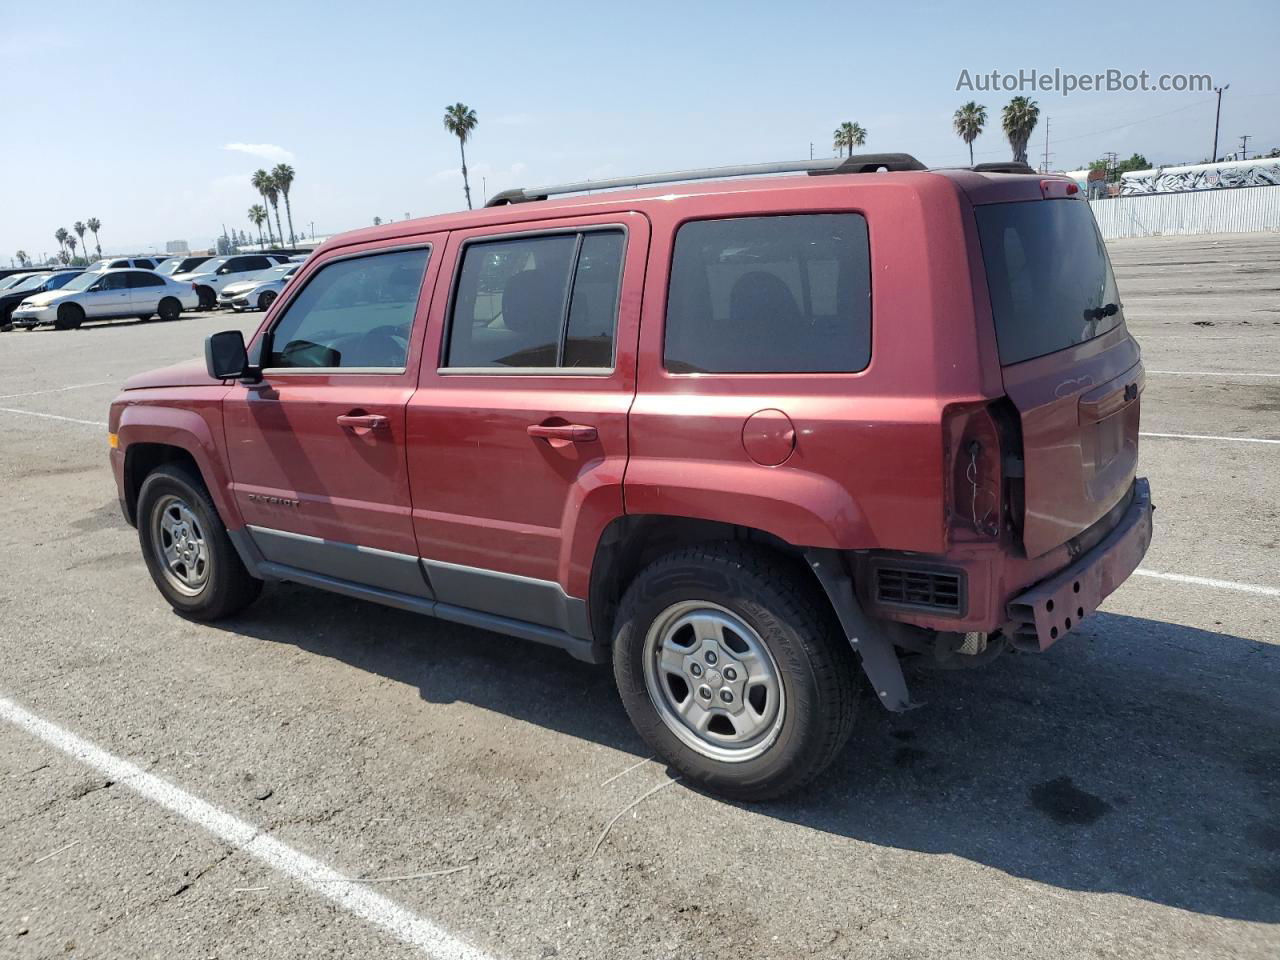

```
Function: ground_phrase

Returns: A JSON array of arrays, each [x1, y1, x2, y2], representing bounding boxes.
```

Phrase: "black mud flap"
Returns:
[[805, 548, 919, 712]]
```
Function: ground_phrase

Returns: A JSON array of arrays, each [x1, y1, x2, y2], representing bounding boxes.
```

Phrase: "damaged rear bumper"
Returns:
[[1005, 477, 1153, 651]]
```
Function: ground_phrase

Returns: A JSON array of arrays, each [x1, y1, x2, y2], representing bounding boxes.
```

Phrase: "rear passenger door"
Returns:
[[128, 271, 166, 313], [406, 213, 647, 620]]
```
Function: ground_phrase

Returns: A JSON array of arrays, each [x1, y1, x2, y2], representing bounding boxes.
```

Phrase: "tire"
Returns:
[[612, 543, 859, 801], [257, 290, 277, 312], [158, 297, 182, 322], [137, 463, 262, 621], [196, 286, 216, 310], [54, 303, 84, 330]]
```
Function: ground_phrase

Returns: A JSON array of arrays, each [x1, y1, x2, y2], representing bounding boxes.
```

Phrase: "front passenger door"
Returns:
[[222, 238, 444, 593], [86, 272, 132, 317]]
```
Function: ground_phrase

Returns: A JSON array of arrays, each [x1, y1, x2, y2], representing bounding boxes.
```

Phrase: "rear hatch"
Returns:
[[975, 195, 1142, 558]]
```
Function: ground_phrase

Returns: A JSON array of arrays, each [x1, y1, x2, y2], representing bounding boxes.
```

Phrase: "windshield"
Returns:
[[10, 273, 53, 293], [158, 260, 184, 275], [187, 258, 227, 275], [975, 199, 1124, 365], [0, 274, 31, 290], [61, 271, 104, 292]]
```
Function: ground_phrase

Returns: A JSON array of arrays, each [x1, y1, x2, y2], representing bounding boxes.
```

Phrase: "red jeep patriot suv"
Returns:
[[109, 155, 1153, 799]]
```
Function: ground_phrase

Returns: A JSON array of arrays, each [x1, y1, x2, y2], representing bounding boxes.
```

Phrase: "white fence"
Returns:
[[1089, 184, 1280, 239]]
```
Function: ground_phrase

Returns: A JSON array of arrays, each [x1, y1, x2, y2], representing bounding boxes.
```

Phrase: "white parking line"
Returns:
[[1134, 569, 1280, 597], [0, 380, 111, 400], [0, 407, 106, 427], [0, 693, 498, 960], [1141, 431, 1280, 445], [1147, 370, 1280, 378]]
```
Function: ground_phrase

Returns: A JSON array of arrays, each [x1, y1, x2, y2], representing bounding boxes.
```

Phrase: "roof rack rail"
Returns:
[[485, 153, 927, 206], [971, 161, 1038, 174]]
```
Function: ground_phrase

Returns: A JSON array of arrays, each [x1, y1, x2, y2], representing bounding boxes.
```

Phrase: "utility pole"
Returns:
[[809, 141, 814, 160], [1238, 134, 1251, 161], [1212, 83, 1230, 161], [1039, 117, 1053, 172]]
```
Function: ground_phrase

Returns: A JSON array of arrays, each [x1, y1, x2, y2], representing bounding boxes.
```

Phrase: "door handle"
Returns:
[[336, 413, 388, 430], [527, 423, 598, 443]]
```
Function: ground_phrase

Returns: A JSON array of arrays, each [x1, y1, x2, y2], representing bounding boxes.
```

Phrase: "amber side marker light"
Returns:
[[108, 433, 118, 449]]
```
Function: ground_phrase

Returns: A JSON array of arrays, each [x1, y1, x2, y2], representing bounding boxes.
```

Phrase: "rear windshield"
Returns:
[[975, 199, 1123, 365]]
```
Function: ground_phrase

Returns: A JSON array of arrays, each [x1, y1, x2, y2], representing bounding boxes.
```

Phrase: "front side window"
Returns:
[[98, 273, 129, 291], [266, 247, 430, 370], [664, 214, 872, 374], [444, 229, 624, 370]]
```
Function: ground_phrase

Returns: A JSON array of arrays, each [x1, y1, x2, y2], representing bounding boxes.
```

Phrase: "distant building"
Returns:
[[165, 240, 190, 254]]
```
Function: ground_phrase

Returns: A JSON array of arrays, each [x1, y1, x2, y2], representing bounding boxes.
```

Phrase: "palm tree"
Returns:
[[263, 174, 285, 250], [271, 163, 297, 244], [373, 216, 382, 226], [86, 217, 101, 255], [251, 169, 276, 246], [73, 221, 87, 260], [832, 121, 868, 157], [1002, 97, 1040, 165], [953, 102, 987, 166], [67, 235, 78, 264], [54, 227, 69, 260], [16, 250, 30, 267], [248, 204, 267, 248], [443, 102, 478, 209]]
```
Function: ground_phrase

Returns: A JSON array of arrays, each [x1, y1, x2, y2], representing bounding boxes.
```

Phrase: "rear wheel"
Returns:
[[612, 543, 859, 801], [257, 290, 277, 312], [54, 303, 84, 330], [158, 297, 182, 322], [137, 464, 262, 620]]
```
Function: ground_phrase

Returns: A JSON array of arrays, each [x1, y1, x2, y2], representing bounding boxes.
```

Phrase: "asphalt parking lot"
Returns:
[[1, 232, 1277, 960]]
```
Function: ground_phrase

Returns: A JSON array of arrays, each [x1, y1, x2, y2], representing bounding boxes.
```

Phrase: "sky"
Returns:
[[2, 0, 1278, 261]]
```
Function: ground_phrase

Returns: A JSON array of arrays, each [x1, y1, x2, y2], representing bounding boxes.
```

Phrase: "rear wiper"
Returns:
[[1084, 302, 1120, 322]]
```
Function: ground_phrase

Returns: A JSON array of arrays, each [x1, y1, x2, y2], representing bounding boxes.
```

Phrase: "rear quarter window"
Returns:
[[664, 214, 871, 374], [975, 199, 1124, 365]]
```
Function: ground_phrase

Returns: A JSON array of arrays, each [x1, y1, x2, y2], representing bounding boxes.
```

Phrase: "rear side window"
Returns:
[[128, 272, 165, 288], [267, 248, 429, 370], [664, 214, 871, 374], [445, 229, 624, 370], [975, 199, 1123, 365]]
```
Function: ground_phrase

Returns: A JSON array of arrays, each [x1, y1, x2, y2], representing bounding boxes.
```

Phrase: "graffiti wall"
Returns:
[[1120, 158, 1280, 196]]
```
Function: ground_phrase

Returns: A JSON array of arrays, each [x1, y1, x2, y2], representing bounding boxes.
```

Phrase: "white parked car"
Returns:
[[175, 254, 292, 309], [11, 268, 199, 330], [216, 262, 301, 312], [85, 256, 160, 272]]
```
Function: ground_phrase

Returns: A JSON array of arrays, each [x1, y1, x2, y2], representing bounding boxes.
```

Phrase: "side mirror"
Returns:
[[205, 330, 248, 380], [88, 281, 104, 292]]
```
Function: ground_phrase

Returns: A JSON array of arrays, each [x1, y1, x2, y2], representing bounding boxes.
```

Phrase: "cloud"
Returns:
[[223, 143, 295, 163]]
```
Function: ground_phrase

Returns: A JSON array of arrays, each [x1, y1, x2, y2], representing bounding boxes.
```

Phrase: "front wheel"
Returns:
[[612, 544, 859, 801], [54, 303, 84, 330], [195, 285, 216, 310], [137, 464, 262, 620], [257, 290, 277, 312]]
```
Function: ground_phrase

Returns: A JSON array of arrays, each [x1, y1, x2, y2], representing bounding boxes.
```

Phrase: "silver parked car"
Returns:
[[11, 269, 200, 330]]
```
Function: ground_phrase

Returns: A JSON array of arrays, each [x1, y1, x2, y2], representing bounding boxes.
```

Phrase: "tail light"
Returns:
[[943, 402, 1004, 543]]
